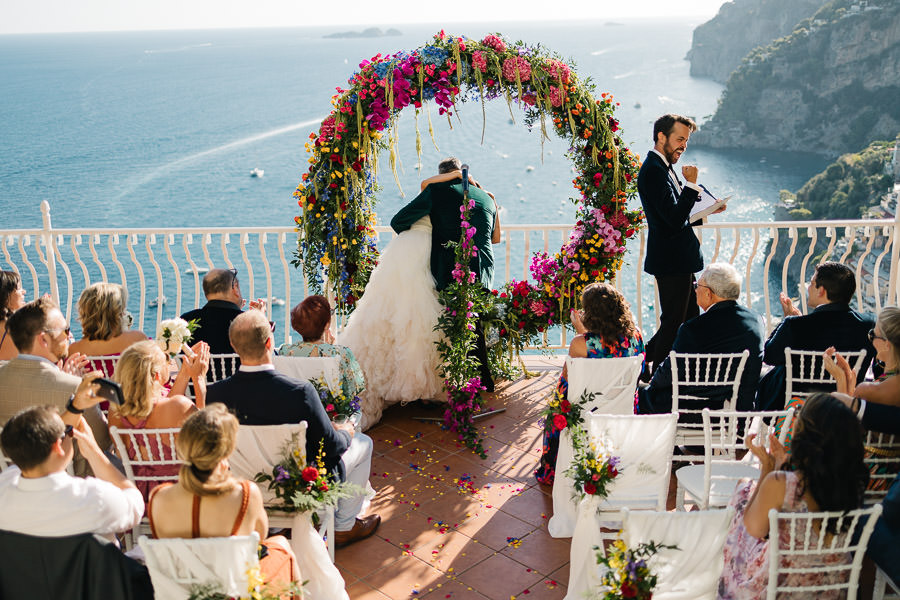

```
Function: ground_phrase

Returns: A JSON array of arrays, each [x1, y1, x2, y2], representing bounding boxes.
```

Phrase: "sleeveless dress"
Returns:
[[115, 414, 180, 503], [534, 331, 645, 485], [717, 471, 851, 599], [149, 480, 297, 595], [338, 216, 445, 430]]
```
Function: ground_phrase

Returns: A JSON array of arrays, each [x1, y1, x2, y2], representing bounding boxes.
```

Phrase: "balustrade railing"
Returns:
[[1, 202, 897, 351]]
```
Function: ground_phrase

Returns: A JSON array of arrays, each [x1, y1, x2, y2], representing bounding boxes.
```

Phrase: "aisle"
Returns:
[[339, 356, 569, 600]]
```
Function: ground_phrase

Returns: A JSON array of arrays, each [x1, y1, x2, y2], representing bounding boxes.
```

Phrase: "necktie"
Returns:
[[668, 164, 683, 192]]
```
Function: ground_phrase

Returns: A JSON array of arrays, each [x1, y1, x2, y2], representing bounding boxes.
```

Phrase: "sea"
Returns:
[[0, 20, 830, 337]]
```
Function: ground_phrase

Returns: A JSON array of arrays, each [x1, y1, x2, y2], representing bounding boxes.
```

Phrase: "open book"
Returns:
[[690, 184, 732, 222]]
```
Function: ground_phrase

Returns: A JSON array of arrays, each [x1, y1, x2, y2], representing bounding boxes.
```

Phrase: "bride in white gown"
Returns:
[[338, 171, 466, 430]]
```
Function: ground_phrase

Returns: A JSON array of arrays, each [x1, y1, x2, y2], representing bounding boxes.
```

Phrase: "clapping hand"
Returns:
[[570, 309, 586, 334], [248, 298, 268, 312], [823, 346, 856, 395], [61, 352, 90, 376], [779, 292, 801, 317], [746, 431, 788, 476], [181, 341, 210, 379]]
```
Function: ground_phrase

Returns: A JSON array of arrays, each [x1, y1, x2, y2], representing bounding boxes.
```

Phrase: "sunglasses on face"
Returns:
[[44, 326, 71, 339], [869, 329, 886, 343]]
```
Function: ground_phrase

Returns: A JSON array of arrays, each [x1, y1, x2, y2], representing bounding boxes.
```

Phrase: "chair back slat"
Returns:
[[110, 426, 181, 485], [784, 347, 867, 404], [863, 430, 900, 505], [83, 355, 121, 378], [766, 504, 882, 599], [207, 353, 241, 382]]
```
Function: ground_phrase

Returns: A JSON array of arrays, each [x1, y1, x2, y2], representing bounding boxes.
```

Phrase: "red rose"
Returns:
[[553, 414, 567, 431], [518, 321, 526, 329], [583, 483, 597, 495], [499, 328, 507, 336], [607, 465, 618, 478], [301, 466, 319, 482], [491, 289, 499, 296], [621, 581, 637, 598], [559, 399, 571, 413], [319, 482, 329, 491], [326, 404, 335, 413]]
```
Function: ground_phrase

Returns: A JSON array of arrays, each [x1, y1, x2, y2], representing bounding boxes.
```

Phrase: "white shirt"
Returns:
[[239, 363, 275, 373], [0, 466, 144, 538], [650, 148, 701, 194]]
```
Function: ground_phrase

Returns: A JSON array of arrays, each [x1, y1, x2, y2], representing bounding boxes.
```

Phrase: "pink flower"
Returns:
[[472, 51, 487, 73], [546, 59, 571, 84], [482, 34, 506, 52], [501, 56, 531, 82], [549, 86, 564, 108], [530, 300, 547, 316]]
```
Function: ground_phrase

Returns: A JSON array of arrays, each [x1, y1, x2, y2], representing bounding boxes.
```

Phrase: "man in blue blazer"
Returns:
[[638, 114, 724, 377], [756, 261, 876, 411], [638, 263, 764, 414], [207, 310, 379, 547]]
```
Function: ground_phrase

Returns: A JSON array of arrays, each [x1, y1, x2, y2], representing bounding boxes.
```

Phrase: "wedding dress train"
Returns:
[[338, 217, 445, 430]]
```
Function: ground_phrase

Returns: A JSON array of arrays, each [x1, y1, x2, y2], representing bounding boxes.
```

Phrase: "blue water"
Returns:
[[0, 20, 827, 230]]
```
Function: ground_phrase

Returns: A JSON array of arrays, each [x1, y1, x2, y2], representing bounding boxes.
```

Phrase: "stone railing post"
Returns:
[[40, 201, 60, 308]]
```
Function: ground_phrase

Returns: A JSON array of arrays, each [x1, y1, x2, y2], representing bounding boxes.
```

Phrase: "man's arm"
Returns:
[[638, 161, 700, 230], [762, 318, 792, 365], [390, 187, 434, 234]]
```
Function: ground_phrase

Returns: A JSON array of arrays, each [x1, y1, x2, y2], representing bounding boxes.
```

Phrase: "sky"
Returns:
[[1, 0, 728, 35]]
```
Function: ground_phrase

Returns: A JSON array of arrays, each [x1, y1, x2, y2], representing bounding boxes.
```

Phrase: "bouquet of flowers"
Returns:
[[255, 438, 360, 513], [542, 388, 595, 435], [565, 432, 620, 500], [309, 376, 360, 420], [187, 565, 303, 600], [595, 539, 676, 600], [156, 317, 199, 358]]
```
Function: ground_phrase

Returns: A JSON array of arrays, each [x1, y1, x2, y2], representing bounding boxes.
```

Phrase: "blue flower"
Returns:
[[420, 45, 448, 66]]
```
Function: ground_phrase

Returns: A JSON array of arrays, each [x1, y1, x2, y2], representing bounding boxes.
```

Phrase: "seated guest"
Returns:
[[0, 297, 111, 476], [278, 295, 365, 403], [833, 393, 900, 589], [535, 282, 644, 485], [148, 404, 300, 590], [757, 261, 876, 411], [180, 268, 266, 355], [0, 270, 27, 360], [0, 376, 144, 539], [638, 262, 764, 414], [208, 310, 380, 547], [824, 306, 900, 406], [109, 339, 208, 501], [718, 393, 868, 598], [69, 282, 148, 375]]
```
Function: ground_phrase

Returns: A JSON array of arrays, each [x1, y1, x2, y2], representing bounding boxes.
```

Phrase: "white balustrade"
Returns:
[[0, 202, 896, 351]]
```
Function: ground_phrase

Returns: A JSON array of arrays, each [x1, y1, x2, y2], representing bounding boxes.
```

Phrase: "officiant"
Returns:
[[638, 113, 726, 378]]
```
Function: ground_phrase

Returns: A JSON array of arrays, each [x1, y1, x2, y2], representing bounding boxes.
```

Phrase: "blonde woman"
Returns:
[[69, 282, 147, 376], [148, 405, 300, 591], [109, 340, 208, 500]]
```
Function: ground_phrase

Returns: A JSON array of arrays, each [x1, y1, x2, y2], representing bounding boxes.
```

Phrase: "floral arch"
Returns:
[[293, 31, 643, 453]]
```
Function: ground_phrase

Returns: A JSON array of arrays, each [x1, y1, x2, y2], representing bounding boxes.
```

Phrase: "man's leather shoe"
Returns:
[[334, 514, 381, 548]]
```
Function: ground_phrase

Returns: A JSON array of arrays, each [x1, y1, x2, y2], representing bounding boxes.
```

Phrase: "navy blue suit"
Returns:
[[638, 300, 765, 414], [861, 402, 900, 587], [207, 369, 350, 478], [181, 300, 243, 355], [756, 303, 876, 411]]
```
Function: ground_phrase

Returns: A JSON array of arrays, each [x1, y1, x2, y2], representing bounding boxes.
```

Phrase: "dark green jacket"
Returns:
[[390, 179, 496, 291]]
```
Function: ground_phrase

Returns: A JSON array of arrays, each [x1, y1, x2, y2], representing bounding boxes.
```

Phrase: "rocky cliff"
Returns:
[[692, 0, 900, 156], [687, 0, 826, 83]]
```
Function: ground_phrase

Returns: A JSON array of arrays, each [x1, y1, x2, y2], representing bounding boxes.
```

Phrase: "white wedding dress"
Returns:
[[338, 216, 445, 430]]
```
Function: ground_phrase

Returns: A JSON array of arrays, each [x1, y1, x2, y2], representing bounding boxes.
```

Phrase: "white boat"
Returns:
[[184, 266, 209, 275], [270, 297, 286, 306], [250, 168, 264, 178], [525, 165, 535, 172], [149, 295, 167, 308]]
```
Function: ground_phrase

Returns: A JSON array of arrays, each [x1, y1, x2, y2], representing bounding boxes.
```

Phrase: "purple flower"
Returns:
[[274, 465, 289, 482]]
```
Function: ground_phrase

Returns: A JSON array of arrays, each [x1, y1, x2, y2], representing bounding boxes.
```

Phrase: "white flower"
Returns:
[[156, 317, 194, 357]]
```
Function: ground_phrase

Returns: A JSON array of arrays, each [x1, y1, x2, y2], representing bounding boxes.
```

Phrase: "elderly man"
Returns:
[[756, 261, 876, 410], [180, 268, 266, 355], [0, 297, 111, 476], [0, 375, 143, 538], [638, 262, 764, 414], [207, 310, 379, 547]]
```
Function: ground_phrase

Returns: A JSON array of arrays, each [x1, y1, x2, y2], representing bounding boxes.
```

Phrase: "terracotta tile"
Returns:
[[548, 564, 570, 587], [418, 450, 488, 486], [376, 508, 447, 551], [497, 485, 553, 524], [411, 530, 496, 575], [416, 488, 485, 527], [335, 534, 404, 579], [500, 528, 570, 576], [513, 578, 568, 600], [418, 577, 490, 599], [472, 476, 530, 511], [370, 425, 411, 455], [453, 506, 537, 551], [455, 552, 543, 599], [487, 444, 541, 483], [337, 563, 359, 588], [421, 428, 471, 453], [359, 553, 445, 599], [347, 580, 392, 600]]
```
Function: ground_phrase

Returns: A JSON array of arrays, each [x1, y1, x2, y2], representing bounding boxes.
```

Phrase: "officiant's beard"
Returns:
[[662, 138, 685, 164]]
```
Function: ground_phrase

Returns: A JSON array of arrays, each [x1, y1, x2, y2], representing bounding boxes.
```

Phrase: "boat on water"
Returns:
[[270, 297, 286, 306], [250, 168, 264, 178], [149, 295, 168, 308], [184, 266, 210, 275]]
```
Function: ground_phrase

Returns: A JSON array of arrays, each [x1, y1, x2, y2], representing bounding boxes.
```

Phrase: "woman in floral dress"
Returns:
[[534, 282, 644, 485], [717, 392, 870, 599]]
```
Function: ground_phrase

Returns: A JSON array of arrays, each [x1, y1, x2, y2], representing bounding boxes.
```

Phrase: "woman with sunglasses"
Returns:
[[0, 271, 27, 360], [109, 339, 209, 501], [824, 306, 900, 406]]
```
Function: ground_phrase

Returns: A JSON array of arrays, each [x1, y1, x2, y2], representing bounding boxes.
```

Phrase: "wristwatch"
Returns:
[[65, 394, 84, 414]]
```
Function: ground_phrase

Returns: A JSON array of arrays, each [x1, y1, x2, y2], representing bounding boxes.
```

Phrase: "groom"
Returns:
[[391, 157, 500, 392]]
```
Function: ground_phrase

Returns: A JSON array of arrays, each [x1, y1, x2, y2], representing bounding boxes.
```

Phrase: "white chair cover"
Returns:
[[273, 355, 341, 393], [548, 356, 644, 539], [620, 508, 734, 600], [564, 413, 677, 599], [138, 532, 259, 600], [230, 422, 347, 600]]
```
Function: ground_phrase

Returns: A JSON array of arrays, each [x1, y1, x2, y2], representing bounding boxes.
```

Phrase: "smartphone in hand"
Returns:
[[95, 377, 125, 405]]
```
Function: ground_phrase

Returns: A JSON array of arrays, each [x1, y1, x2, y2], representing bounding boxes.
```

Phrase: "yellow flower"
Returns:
[[321, 255, 331, 266]]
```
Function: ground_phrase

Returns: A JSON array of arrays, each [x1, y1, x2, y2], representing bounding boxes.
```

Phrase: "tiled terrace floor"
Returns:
[[338, 355, 568, 600]]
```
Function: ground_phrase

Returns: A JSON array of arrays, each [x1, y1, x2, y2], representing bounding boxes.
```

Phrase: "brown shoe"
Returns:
[[334, 514, 381, 548]]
